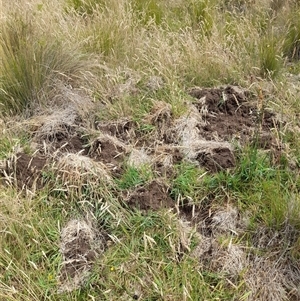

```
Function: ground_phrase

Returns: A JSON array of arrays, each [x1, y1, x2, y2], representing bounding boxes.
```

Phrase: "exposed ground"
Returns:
[[2, 83, 299, 300], [1, 1, 300, 301]]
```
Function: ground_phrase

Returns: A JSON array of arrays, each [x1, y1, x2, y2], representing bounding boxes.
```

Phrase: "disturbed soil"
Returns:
[[196, 146, 236, 172], [58, 219, 106, 293], [127, 180, 174, 211], [190, 85, 278, 145], [1, 85, 293, 297], [1, 85, 282, 193], [4, 153, 47, 189]]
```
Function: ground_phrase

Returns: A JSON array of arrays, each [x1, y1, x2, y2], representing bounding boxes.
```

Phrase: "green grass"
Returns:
[[283, 9, 300, 60], [78, 211, 243, 301], [0, 189, 62, 300], [1, 0, 300, 300], [117, 164, 153, 190], [0, 11, 90, 116], [171, 162, 205, 202], [200, 147, 300, 231], [259, 36, 283, 78]]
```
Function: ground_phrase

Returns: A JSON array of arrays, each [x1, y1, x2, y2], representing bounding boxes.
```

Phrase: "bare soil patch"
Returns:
[[184, 85, 284, 172], [96, 119, 137, 144], [54, 135, 87, 154], [189, 86, 278, 145], [4, 153, 47, 190], [127, 180, 174, 211], [88, 135, 127, 165], [196, 146, 236, 172], [59, 219, 106, 293]]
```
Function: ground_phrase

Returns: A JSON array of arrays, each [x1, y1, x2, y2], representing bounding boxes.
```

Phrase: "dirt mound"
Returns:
[[127, 180, 174, 211], [54, 153, 112, 196], [189, 85, 278, 145], [58, 219, 106, 293], [53, 135, 87, 153], [96, 119, 137, 143], [196, 146, 236, 172], [4, 153, 47, 190], [32, 108, 79, 142], [25, 108, 89, 155], [88, 134, 127, 166]]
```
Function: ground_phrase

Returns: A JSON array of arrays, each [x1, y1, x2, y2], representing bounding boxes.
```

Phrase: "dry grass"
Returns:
[[1, 0, 300, 300]]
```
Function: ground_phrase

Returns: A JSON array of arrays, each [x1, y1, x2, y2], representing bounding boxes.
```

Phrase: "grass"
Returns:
[[1, 0, 300, 300], [283, 9, 300, 60], [0, 188, 62, 300], [116, 164, 153, 190], [171, 162, 205, 202], [81, 211, 242, 301], [0, 7, 92, 116]]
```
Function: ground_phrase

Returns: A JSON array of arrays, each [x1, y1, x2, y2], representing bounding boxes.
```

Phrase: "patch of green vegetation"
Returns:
[[201, 147, 300, 230], [131, 0, 164, 25], [82, 16, 129, 57], [187, 0, 214, 35], [0, 131, 32, 159], [259, 36, 283, 78], [154, 86, 189, 118], [81, 211, 240, 301], [136, 122, 155, 135], [283, 9, 300, 60], [98, 92, 154, 121], [0, 188, 62, 299], [0, 13, 87, 116], [171, 162, 205, 202], [0, 137, 13, 159], [117, 164, 153, 190]]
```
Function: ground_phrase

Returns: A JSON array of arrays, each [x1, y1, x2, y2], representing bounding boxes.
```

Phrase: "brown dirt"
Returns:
[[59, 219, 106, 293], [196, 147, 236, 172], [190, 86, 278, 145], [54, 135, 87, 153], [96, 119, 137, 143], [88, 138, 125, 166], [186, 85, 284, 172], [127, 180, 174, 211], [5, 153, 47, 189]]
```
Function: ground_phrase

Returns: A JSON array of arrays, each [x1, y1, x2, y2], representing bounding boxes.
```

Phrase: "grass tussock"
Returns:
[[0, 4, 93, 116], [1, 0, 300, 300]]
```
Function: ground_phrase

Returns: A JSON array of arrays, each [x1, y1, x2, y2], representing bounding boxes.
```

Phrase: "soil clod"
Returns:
[[59, 219, 106, 293], [196, 147, 236, 172], [189, 86, 278, 145], [5, 153, 47, 189], [127, 180, 174, 211]]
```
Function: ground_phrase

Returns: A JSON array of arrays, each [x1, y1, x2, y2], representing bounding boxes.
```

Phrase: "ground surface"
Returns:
[[1, 1, 300, 300], [2, 84, 299, 300]]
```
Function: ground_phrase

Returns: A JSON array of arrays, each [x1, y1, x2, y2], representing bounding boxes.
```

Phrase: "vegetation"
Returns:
[[1, 0, 300, 300]]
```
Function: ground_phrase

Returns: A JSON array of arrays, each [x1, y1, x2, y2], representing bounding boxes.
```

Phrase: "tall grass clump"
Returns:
[[283, 9, 300, 60], [131, 0, 164, 25], [65, 0, 106, 15], [0, 12, 88, 116], [259, 35, 283, 78], [187, 0, 214, 34]]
